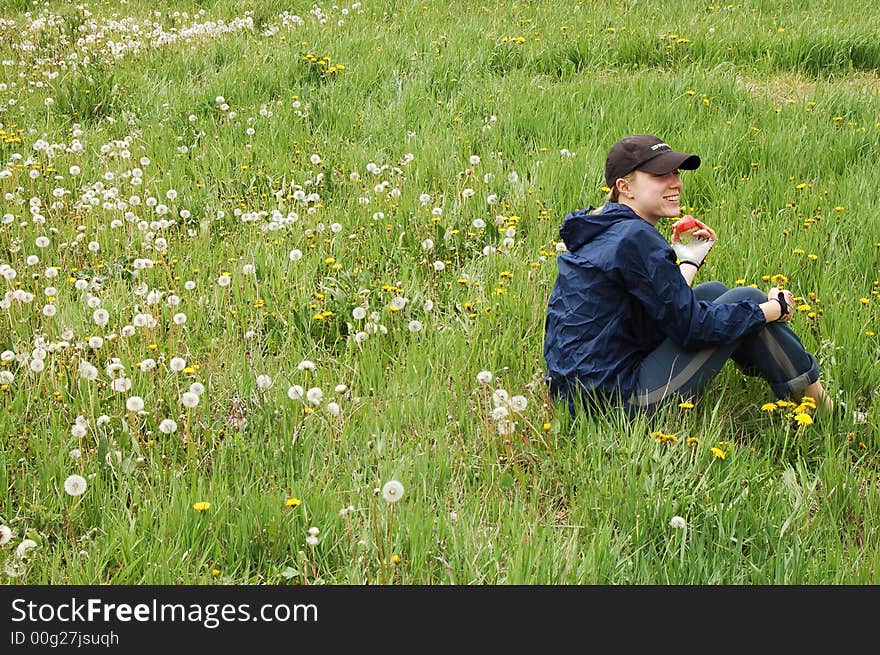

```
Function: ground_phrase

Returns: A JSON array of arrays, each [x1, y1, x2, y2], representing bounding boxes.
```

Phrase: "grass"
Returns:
[[0, 0, 879, 585]]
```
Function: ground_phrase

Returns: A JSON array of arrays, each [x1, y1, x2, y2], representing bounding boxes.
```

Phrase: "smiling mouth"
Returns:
[[664, 195, 679, 202]]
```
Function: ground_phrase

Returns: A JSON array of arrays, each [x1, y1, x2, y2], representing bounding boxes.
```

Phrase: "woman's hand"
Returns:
[[671, 215, 718, 243]]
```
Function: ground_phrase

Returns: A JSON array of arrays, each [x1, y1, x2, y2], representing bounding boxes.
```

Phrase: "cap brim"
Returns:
[[638, 151, 701, 175]]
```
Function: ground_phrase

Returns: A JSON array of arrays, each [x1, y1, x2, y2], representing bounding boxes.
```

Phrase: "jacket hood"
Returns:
[[559, 202, 638, 251]]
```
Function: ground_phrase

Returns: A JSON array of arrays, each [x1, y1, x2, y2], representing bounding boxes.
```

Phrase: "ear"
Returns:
[[615, 178, 631, 198]]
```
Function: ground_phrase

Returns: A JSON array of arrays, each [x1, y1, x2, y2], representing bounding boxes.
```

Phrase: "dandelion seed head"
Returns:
[[181, 391, 199, 408], [382, 479, 404, 504], [63, 474, 87, 497]]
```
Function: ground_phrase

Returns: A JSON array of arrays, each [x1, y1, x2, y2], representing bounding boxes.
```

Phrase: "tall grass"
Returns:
[[0, 0, 878, 584]]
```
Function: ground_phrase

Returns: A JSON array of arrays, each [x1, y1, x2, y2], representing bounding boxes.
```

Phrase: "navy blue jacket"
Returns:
[[543, 203, 766, 404]]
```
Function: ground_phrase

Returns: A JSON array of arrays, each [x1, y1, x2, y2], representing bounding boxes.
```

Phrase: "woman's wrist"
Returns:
[[760, 299, 783, 323]]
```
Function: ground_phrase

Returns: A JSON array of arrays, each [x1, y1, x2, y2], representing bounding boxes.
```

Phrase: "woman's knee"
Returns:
[[693, 281, 728, 302], [715, 286, 766, 304]]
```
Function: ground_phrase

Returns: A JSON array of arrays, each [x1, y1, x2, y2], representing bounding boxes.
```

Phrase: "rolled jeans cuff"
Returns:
[[769, 352, 819, 399]]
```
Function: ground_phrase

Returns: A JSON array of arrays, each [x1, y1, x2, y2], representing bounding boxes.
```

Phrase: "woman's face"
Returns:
[[617, 169, 683, 225]]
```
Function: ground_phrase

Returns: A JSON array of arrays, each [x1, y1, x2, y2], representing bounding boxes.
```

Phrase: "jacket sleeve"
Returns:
[[617, 228, 766, 348]]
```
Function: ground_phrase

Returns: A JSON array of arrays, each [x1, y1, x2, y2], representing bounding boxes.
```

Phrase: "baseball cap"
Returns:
[[604, 134, 701, 189]]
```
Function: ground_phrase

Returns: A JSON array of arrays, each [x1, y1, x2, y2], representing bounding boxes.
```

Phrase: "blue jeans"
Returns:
[[624, 281, 820, 417]]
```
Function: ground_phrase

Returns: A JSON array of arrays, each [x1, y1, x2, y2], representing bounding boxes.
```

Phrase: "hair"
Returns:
[[590, 171, 636, 214]]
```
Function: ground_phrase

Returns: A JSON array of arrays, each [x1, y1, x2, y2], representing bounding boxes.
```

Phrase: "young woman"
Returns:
[[543, 134, 832, 418]]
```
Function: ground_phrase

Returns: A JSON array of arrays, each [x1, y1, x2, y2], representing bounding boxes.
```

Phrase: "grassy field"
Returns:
[[1, 0, 879, 584]]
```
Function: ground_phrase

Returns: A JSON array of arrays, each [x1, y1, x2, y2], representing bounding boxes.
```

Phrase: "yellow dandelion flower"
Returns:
[[679, 401, 694, 409], [286, 497, 301, 507], [710, 447, 727, 460], [761, 403, 777, 412], [211, 568, 220, 576], [794, 413, 813, 426], [193, 501, 211, 512], [686, 437, 700, 447], [391, 554, 401, 564], [859, 298, 870, 305]]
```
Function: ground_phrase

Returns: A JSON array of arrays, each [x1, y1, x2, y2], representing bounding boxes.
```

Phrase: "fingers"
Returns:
[[695, 227, 717, 240]]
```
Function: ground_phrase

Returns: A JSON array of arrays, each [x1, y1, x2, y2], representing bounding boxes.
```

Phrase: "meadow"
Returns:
[[1, 0, 878, 584]]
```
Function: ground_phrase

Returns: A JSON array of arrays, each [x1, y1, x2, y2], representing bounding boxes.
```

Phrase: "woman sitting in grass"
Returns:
[[543, 133, 833, 418]]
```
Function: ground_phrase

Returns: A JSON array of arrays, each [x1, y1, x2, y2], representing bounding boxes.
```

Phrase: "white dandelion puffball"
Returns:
[[325, 401, 341, 417], [670, 516, 687, 530], [126, 396, 144, 412], [69, 449, 81, 460], [169, 357, 186, 372], [15, 538, 38, 559], [382, 480, 405, 504], [306, 387, 323, 405], [289, 249, 303, 261], [496, 419, 515, 435], [173, 312, 187, 325], [110, 377, 132, 393], [476, 370, 493, 385], [189, 382, 205, 396], [491, 405, 509, 421], [79, 361, 98, 381], [217, 274, 231, 287], [509, 395, 528, 412], [407, 320, 423, 332], [287, 385, 304, 401], [71, 424, 87, 438], [352, 306, 367, 320], [158, 418, 178, 434], [256, 374, 273, 390], [492, 388, 510, 407], [63, 474, 87, 497], [297, 359, 316, 371], [181, 391, 200, 408], [92, 308, 109, 326], [0, 524, 12, 545]]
